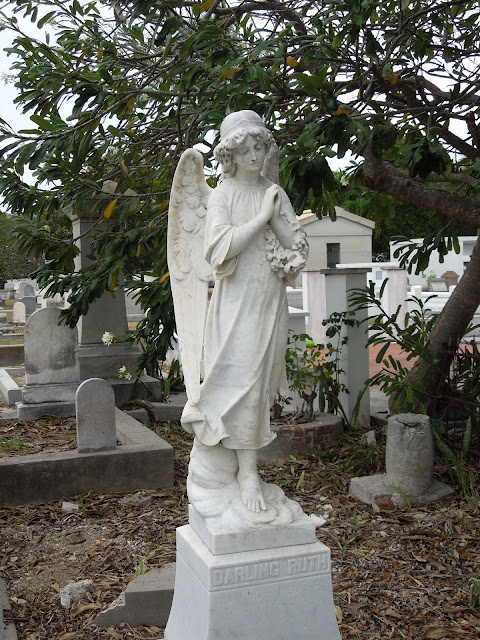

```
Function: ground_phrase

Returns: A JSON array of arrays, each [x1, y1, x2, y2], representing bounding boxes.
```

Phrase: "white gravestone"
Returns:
[[12, 301, 26, 324], [76, 378, 117, 453], [22, 307, 80, 403], [165, 111, 341, 640]]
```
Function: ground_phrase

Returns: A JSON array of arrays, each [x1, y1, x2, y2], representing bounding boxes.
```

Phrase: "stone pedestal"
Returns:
[[303, 268, 371, 427], [68, 209, 140, 380], [164, 524, 341, 640]]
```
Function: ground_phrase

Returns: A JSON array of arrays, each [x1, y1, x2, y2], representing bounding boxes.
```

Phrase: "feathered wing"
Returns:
[[167, 149, 213, 404], [261, 142, 279, 185]]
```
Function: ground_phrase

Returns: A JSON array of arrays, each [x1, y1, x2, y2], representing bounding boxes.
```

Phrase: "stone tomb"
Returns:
[[164, 516, 341, 640]]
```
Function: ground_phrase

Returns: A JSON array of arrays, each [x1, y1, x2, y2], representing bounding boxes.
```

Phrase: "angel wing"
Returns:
[[167, 149, 213, 404], [261, 142, 279, 185]]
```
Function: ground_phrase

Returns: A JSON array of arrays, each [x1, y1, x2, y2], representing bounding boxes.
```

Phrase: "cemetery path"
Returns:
[[0, 419, 479, 640]]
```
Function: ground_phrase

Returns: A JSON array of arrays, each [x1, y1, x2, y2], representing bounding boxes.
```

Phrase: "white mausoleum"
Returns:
[[299, 207, 375, 270]]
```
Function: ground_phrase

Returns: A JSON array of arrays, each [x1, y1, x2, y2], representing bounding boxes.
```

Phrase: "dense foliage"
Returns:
[[0, 212, 43, 285], [0, 0, 479, 382]]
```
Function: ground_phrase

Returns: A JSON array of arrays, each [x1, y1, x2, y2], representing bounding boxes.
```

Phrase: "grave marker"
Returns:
[[12, 301, 26, 324], [76, 378, 117, 453]]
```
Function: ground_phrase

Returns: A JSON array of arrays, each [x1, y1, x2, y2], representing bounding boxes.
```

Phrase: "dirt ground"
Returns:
[[1, 417, 479, 640]]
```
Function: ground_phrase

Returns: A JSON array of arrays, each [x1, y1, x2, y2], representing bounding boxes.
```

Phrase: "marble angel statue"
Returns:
[[167, 110, 309, 528]]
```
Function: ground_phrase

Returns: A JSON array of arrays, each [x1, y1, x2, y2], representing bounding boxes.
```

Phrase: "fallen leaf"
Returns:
[[385, 607, 403, 620], [424, 627, 451, 639]]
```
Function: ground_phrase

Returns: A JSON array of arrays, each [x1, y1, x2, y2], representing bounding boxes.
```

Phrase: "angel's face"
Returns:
[[231, 134, 267, 178]]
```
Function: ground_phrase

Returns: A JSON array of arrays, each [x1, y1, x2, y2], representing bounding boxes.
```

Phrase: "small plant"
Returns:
[[432, 418, 478, 512], [285, 310, 358, 424], [469, 577, 480, 608], [0, 436, 26, 453]]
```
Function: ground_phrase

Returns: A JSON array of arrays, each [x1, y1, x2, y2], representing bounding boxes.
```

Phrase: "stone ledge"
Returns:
[[0, 369, 22, 405], [0, 411, 173, 507]]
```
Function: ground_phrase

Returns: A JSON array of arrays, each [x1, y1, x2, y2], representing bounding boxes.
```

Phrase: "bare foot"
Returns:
[[237, 469, 267, 512], [236, 449, 267, 513]]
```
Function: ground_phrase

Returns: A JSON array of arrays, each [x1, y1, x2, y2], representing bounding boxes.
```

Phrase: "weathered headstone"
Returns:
[[76, 378, 117, 453], [18, 282, 35, 298], [21, 296, 36, 316], [19, 308, 80, 411], [12, 301, 26, 324]]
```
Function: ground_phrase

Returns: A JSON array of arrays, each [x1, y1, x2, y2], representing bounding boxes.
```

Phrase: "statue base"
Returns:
[[164, 525, 342, 640]]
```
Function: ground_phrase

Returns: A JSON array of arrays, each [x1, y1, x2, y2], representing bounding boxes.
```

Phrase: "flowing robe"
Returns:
[[181, 177, 307, 449]]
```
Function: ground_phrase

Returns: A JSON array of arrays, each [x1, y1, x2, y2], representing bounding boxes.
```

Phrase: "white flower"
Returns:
[[340, 174, 349, 186], [118, 365, 132, 380], [102, 331, 117, 346]]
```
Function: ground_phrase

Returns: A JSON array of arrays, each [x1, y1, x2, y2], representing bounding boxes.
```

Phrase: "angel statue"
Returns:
[[167, 110, 309, 530]]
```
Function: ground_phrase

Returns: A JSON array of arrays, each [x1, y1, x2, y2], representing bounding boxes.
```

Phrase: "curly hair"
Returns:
[[213, 126, 276, 178]]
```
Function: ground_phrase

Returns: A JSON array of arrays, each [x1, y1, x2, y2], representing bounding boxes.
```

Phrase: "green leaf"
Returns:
[[29, 114, 55, 131]]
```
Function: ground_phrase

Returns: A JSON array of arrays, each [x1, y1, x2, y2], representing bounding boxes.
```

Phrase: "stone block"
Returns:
[[164, 525, 341, 640], [76, 378, 117, 453], [188, 505, 315, 556], [0, 369, 22, 405], [22, 383, 79, 404], [16, 400, 76, 420], [94, 565, 175, 628]]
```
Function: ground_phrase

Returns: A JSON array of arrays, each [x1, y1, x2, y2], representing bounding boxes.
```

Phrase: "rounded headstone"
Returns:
[[76, 378, 117, 453], [24, 307, 79, 385]]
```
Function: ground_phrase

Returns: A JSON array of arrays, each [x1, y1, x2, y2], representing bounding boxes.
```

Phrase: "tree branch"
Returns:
[[363, 144, 480, 227]]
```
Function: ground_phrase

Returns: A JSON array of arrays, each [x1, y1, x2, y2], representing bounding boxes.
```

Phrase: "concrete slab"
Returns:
[[0, 409, 173, 507], [94, 564, 175, 628], [0, 369, 22, 405]]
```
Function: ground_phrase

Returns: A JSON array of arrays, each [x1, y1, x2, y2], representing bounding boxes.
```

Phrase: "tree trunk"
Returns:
[[389, 235, 480, 416]]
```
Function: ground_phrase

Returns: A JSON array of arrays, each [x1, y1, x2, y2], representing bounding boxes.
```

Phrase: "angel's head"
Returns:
[[214, 110, 276, 179]]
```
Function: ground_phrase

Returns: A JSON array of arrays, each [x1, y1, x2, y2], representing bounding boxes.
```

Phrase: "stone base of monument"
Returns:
[[164, 518, 341, 640], [349, 473, 453, 509]]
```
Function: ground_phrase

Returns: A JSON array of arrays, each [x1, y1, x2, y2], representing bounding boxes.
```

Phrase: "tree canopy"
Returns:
[[1, 0, 479, 394]]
